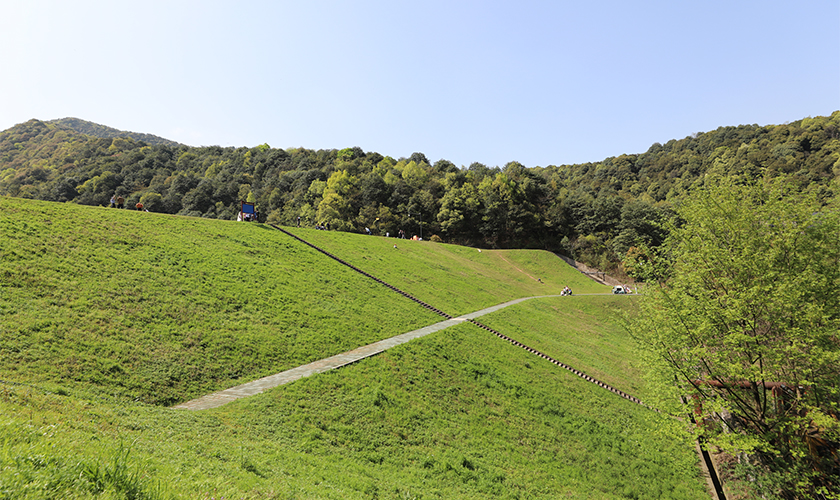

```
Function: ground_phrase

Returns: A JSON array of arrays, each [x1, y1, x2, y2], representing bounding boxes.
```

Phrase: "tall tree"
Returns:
[[437, 180, 481, 242], [316, 170, 357, 229], [632, 177, 840, 499]]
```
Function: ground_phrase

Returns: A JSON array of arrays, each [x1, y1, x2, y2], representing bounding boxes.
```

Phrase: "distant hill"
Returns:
[[48, 117, 182, 147]]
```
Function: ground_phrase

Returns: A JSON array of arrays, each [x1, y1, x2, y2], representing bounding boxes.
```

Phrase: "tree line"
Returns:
[[2, 113, 839, 496], [1, 112, 838, 276]]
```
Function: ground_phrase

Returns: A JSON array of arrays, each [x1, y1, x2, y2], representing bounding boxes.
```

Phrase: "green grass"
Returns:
[[1, 198, 443, 404], [473, 296, 649, 401], [293, 228, 606, 316], [0, 197, 706, 499]]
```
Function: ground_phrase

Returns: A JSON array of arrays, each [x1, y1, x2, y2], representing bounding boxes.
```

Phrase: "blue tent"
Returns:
[[240, 201, 256, 221]]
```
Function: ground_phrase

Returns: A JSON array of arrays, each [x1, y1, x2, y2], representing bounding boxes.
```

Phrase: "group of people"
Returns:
[[290, 219, 421, 240], [561, 286, 573, 296], [110, 194, 147, 212], [109, 195, 125, 209], [393, 229, 421, 240], [361, 227, 422, 240]]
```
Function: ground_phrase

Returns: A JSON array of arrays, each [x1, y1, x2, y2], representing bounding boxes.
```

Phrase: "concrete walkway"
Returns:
[[172, 296, 559, 410]]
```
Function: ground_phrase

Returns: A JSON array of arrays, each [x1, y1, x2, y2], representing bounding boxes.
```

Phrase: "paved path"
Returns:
[[172, 296, 559, 411]]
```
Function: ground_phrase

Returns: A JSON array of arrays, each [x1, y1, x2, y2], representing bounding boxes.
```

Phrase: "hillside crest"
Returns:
[[47, 117, 182, 147]]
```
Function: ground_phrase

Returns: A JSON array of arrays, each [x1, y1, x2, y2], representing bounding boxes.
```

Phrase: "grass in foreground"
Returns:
[[0, 197, 704, 499], [0, 199, 439, 405], [1, 313, 705, 499]]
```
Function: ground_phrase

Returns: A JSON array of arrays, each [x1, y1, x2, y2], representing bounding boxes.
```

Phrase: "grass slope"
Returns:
[[474, 296, 649, 400], [292, 228, 605, 316], [0, 197, 706, 499], [1, 198, 443, 405]]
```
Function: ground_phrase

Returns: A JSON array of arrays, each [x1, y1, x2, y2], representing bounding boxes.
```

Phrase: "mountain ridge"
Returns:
[[47, 117, 182, 147]]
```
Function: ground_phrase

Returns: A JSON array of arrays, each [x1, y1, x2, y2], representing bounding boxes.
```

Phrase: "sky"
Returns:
[[1, 0, 838, 168]]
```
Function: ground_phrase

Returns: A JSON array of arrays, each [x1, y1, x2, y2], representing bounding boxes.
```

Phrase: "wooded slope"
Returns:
[[2, 112, 837, 273]]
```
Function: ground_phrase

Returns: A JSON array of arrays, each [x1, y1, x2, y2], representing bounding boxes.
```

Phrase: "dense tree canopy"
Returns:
[[1, 112, 839, 273], [632, 177, 840, 499]]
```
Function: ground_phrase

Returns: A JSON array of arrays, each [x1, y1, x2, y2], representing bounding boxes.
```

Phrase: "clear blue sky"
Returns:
[[2, 0, 838, 168]]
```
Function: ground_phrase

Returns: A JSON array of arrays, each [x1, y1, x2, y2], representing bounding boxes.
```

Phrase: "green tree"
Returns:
[[324, 169, 357, 197], [139, 191, 163, 212], [401, 160, 429, 190], [612, 200, 668, 256], [317, 192, 351, 229], [632, 177, 840, 499], [75, 170, 121, 206], [316, 170, 357, 229], [478, 172, 541, 247], [181, 179, 216, 215], [437, 182, 481, 241], [359, 171, 389, 206]]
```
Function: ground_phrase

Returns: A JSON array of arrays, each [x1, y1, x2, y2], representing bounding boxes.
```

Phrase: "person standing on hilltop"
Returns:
[[109, 195, 116, 208], [116, 195, 125, 209]]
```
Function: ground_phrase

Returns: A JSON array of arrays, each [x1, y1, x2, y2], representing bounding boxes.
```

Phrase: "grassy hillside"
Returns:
[[1, 198, 445, 405], [475, 295, 648, 400], [0, 197, 706, 499], [285, 226, 606, 316]]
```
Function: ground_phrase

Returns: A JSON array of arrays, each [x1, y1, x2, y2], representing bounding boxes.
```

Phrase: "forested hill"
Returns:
[[1, 113, 838, 273], [47, 117, 182, 147]]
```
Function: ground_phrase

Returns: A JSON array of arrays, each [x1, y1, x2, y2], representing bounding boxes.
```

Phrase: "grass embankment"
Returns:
[[293, 227, 605, 316], [1, 198, 443, 405], [0, 197, 706, 499], [474, 296, 649, 401]]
